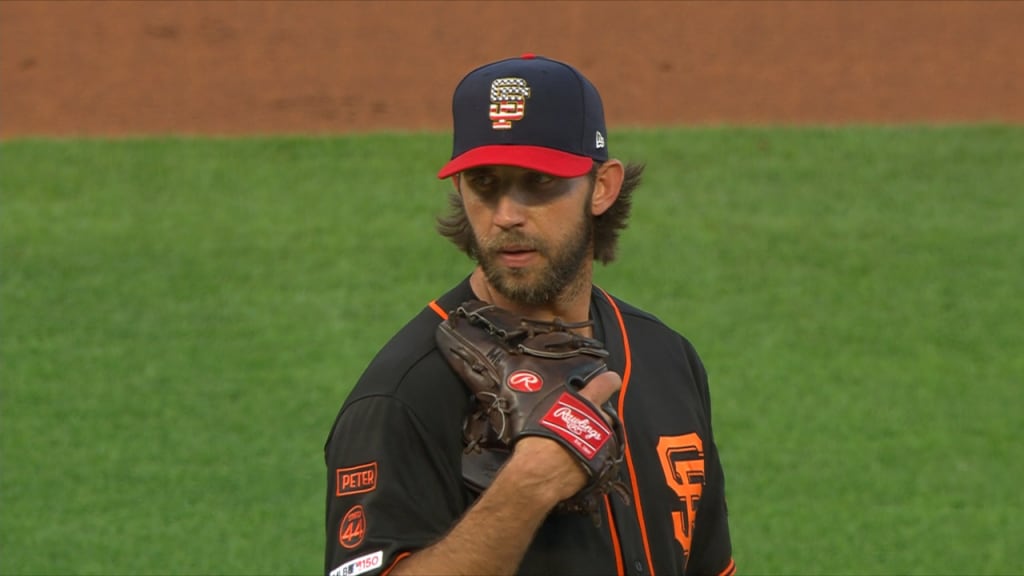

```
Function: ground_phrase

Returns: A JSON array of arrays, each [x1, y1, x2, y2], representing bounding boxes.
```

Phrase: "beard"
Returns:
[[471, 207, 593, 307]]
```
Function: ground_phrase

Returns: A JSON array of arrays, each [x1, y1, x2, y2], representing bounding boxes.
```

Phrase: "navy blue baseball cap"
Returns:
[[437, 53, 609, 179]]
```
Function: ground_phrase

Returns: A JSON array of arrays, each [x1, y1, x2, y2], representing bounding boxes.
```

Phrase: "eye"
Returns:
[[527, 171, 556, 187], [464, 171, 498, 194]]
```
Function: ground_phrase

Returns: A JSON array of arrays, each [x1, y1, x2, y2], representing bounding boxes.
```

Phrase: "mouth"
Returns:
[[495, 246, 538, 267], [499, 244, 534, 253]]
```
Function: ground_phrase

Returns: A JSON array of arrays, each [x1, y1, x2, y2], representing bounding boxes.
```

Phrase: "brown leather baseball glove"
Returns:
[[436, 299, 630, 523]]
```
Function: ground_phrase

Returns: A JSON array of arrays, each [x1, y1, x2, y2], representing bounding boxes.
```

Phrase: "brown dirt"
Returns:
[[2, 1, 1022, 138]]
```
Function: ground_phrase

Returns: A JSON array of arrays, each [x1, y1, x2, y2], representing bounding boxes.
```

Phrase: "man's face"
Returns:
[[459, 165, 594, 306]]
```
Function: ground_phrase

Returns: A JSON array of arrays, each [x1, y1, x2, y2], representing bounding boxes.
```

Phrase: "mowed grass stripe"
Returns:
[[2, 127, 1021, 575]]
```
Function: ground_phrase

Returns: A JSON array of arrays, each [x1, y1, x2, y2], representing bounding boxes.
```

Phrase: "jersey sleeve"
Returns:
[[324, 395, 466, 576], [685, 345, 735, 576], [686, 436, 735, 576]]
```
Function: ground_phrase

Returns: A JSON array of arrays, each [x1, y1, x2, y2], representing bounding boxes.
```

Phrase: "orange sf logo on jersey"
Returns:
[[656, 433, 705, 564]]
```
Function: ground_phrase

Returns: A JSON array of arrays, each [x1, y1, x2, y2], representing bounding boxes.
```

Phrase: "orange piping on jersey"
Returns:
[[603, 493, 626, 576], [717, 557, 737, 576], [380, 551, 412, 576], [428, 300, 449, 320], [598, 287, 656, 576]]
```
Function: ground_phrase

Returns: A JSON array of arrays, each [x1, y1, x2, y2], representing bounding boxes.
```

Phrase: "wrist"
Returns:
[[503, 438, 587, 508]]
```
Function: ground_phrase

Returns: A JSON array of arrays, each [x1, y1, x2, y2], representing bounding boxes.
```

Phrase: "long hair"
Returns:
[[436, 161, 645, 265]]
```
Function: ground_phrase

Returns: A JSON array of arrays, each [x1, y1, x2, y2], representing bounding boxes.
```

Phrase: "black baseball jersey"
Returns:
[[324, 277, 734, 576]]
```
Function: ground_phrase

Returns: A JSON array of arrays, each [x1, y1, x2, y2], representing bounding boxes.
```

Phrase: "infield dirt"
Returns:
[[2, 1, 1022, 137]]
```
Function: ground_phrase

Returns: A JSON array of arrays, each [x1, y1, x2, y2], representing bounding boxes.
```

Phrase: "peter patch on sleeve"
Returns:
[[336, 462, 378, 497]]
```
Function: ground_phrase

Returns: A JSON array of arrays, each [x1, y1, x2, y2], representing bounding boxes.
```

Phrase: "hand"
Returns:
[[503, 371, 623, 507]]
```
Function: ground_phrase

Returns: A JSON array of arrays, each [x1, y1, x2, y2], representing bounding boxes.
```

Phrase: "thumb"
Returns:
[[578, 370, 622, 407]]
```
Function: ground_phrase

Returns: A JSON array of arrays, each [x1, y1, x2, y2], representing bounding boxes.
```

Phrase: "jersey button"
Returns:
[[633, 559, 644, 574]]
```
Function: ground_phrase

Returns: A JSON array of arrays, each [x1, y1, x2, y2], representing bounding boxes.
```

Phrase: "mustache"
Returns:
[[481, 232, 543, 253]]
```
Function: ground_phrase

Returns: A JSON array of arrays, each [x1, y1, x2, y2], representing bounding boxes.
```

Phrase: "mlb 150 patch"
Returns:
[[329, 550, 383, 576]]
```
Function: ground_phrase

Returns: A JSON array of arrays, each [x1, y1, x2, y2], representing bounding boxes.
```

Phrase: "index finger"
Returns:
[[577, 370, 622, 407]]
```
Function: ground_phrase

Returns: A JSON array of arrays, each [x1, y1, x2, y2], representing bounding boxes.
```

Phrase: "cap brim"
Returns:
[[437, 145, 594, 179]]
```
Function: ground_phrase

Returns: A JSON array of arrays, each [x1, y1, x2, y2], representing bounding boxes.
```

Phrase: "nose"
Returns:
[[492, 192, 526, 230]]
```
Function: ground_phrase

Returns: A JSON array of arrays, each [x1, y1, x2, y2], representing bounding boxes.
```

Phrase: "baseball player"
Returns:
[[325, 54, 734, 576]]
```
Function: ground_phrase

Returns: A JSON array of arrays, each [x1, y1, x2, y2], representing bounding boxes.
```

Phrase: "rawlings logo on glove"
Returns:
[[508, 370, 543, 392], [435, 299, 630, 523], [543, 394, 611, 458]]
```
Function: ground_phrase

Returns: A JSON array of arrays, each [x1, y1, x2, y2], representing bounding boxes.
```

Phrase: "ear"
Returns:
[[590, 160, 624, 216]]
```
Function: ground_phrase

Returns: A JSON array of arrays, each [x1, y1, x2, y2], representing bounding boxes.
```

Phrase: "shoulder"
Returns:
[[596, 289, 719, 427], [598, 288, 701, 356], [344, 277, 473, 403], [325, 302, 469, 455], [604, 291, 669, 330], [331, 279, 476, 437], [596, 288, 710, 394], [345, 305, 461, 407]]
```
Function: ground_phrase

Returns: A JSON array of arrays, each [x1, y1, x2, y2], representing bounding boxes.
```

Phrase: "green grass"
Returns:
[[2, 127, 1021, 575]]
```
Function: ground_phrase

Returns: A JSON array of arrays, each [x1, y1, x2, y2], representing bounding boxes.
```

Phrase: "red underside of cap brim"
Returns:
[[437, 145, 594, 179]]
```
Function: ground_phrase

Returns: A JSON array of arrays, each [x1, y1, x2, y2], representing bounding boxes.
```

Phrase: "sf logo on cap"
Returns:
[[489, 77, 531, 130]]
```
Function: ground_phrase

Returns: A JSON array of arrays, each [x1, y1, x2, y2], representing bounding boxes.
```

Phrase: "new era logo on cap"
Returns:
[[438, 53, 609, 179]]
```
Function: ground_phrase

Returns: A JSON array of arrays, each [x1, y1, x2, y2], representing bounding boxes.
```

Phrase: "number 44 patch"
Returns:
[[338, 505, 366, 549]]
